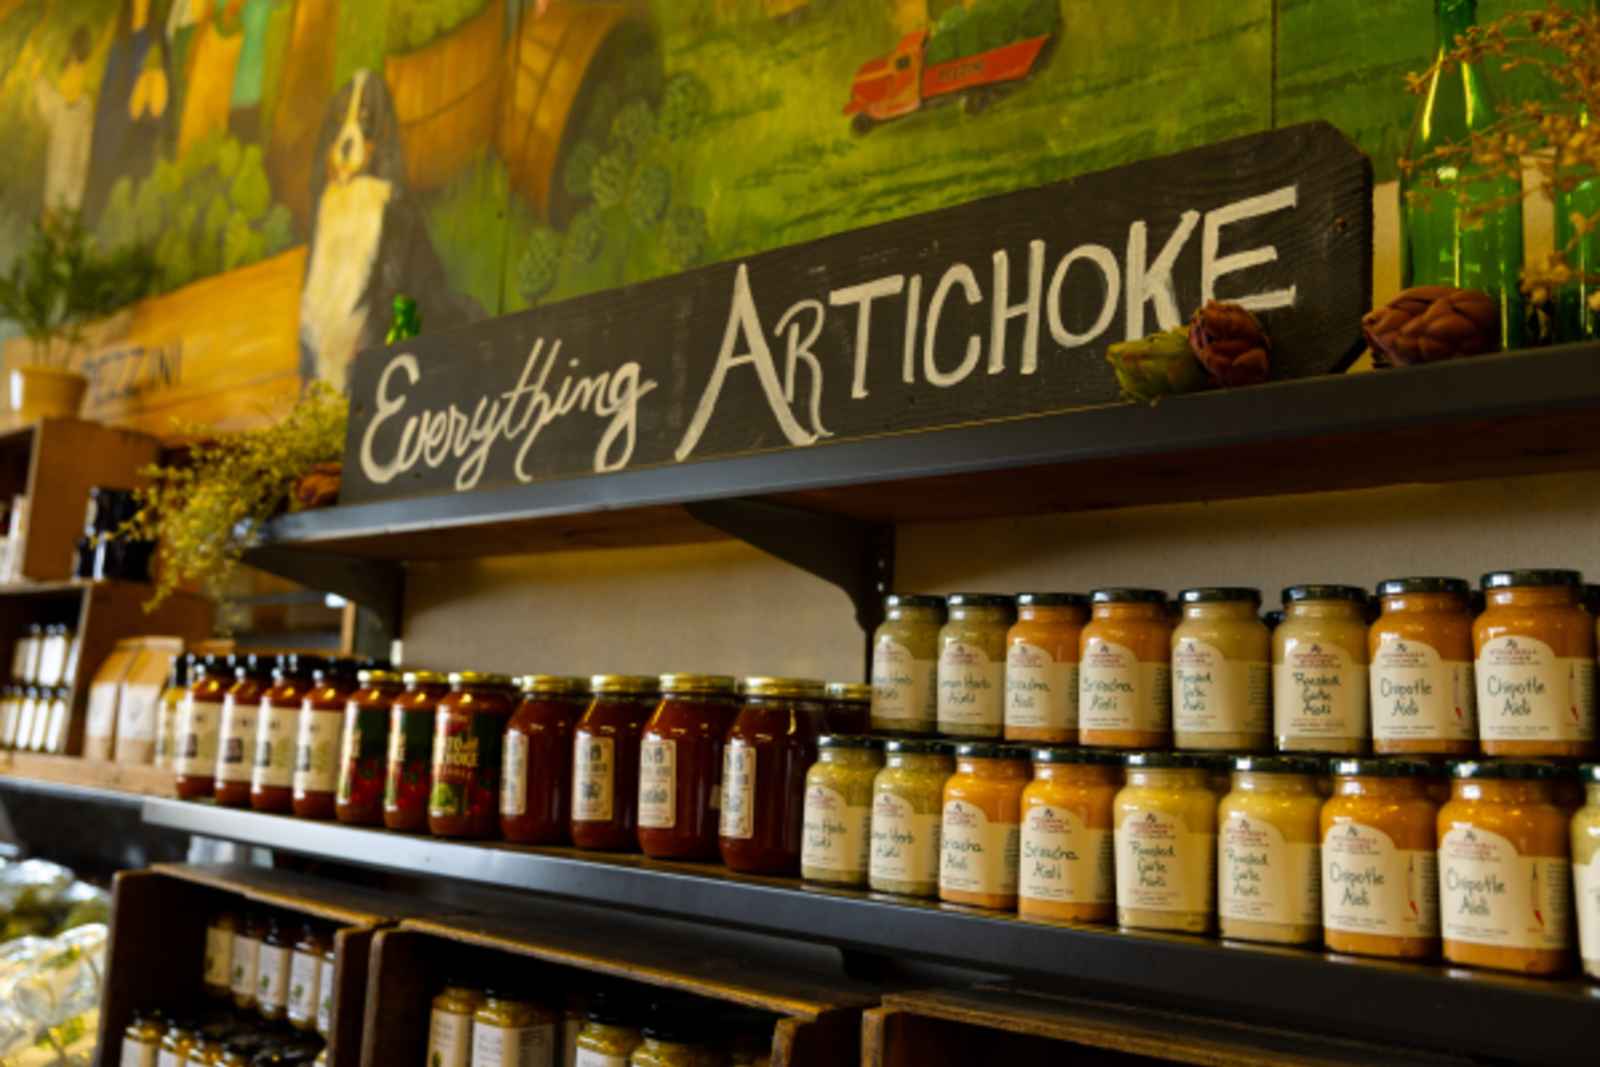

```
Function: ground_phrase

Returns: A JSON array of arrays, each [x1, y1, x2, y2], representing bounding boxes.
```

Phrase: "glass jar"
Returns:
[[501, 675, 589, 845], [869, 738, 953, 898], [939, 742, 1028, 910], [317, 945, 336, 1037], [336, 669, 404, 826], [288, 922, 327, 1031], [869, 594, 944, 734], [936, 593, 1014, 738], [1216, 755, 1323, 945], [257, 917, 291, 1020], [1172, 588, 1270, 752], [123, 1011, 163, 1067], [637, 674, 738, 860], [11, 623, 41, 685], [253, 654, 322, 813], [222, 1038, 262, 1067], [801, 735, 885, 887], [719, 677, 828, 874], [216, 655, 274, 807], [294, 660, 360, 818], [428, 982, 483, 1067], [430, 672, 517, 839], [572, 675, 659, 851], [185, 1035, 223, 1067], [1018, 747, 1119, 923], [1574, 766, 1600, 979], [10, 687, 35, 752], [472, 992, 557, 1066], [230, 913, 261, 1010], [1114, 753, 1216, 934], [36, 624, 68, 687], [1369, 578, 1477, 756], [1274, 585, 1371, 754], [1003, 593, 1088, 744], [1439, 760, 1572, 975], [202, 910, 236, 997], [155, 654, 189, 770], [384, 670, 450, 832], [175, 654, 228, 799], [160, 1021, 197, 1067], [823, 681, 871, 735], [1475, 569, 1596, 758], [629, 1019, 705, 1067], [1079, 588, 1172, 749], [575, 999, 642, 1064], [42, 685, 68, 753], [1321, 758, 1440, 960], [0, 685, 19, 749]]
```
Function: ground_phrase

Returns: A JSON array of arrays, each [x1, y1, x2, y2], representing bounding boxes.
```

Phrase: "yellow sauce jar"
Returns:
[[801, 736, 884, 887], [1439, 760, 1573, 976], [869, 595, 944, 734], [1114, 753, 1215, 934], [1004, 593, 1088, 744], [629, 1018, 707, 1066], [939, 742, 1027, 910], [1369, 578, 1477, 756], [1274, 585, 1371, 754], [1475, 569, 1596, 758], [158, 1021, 197, 1067], [427, 983, 483, 1067], [202, 911, 236, 999], [1018, 747, 1118, 924], [869, 738, 952, 898], [1172, 588, 1270, 752], [472, 992, 557, 1066], [937, 594, 1015, 738], [1217, 755, 1323, 945], [122, 1011, 163, 1067], [1080, 588, 1172, 749], [575, 996, 642, 1065], [1573, 765, 1600, 979]]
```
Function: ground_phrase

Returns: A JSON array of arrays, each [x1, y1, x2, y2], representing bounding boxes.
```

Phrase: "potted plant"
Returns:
[[0, 212, 157, 420]]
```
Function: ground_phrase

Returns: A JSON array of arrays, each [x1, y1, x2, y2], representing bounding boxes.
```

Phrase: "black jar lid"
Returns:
[[278, 653, 328, 679], [1449, 759, 1567, 781], [1091, 587, 1166, 604], [1123, 751, 1204, 769], [1332, 757, 1429, 779], [1016, 592, 1088, 608], [883, 737, 951, 756], [1282, 584, 1366, 604], [1030, 746, 1122, 766], [234, 653, 275, 678], [946, 593, 1016, 609], [818, 734, 884, 751], [953, 741, 1027, 760], [1375, 577, 1471, 598], [1232, 754, 1324, 775], [1178, 587, 1260, 604], [1481, 569, 1582, 590], [884, 593, 946, 610]]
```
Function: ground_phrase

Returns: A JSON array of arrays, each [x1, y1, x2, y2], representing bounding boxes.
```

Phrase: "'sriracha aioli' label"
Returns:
[[1080, 639, 1169, 734], [1005, 642, 1077, 733]]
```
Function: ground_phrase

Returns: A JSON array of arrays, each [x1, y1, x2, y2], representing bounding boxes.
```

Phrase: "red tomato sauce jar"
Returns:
[[215, 655, 274, 807], [637, 674, 738, 861], [501, 674, 590, 845], [719, 677, 828, 875], [385, 670, 449, 832], [293, 658, 360, 819], [336, 669, 404, 826], [252, 654, 322, 814], [429, 671, 517, 839], [175, 653, 227, 800], [571, 674, 659, 851]]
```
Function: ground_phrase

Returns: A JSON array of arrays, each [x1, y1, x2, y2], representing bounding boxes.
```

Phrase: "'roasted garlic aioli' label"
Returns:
[[1218, 812, 1320, 926], [501, 731, 528, 817], [719, 742, 757, 840], [637, 737, 677, 829], [1576, 850, 1600, 964], [802, 783, 871, 876], [572, 735, 615, 822], [1322, 819, 1438, 938], [940, 799, 1019, 897], [1115, 809, 1213, 914], [1370, 637, 1476, 742], [870, 792, 941, 887], [1476, 636, 1595, 742], [427, 1007, 473, 1067], [1004, 642, 1078, 733], [1172, 638, 1268, 738], [937, 640, 1005, 731], [1439, 824, 1570, 951], [1080, 639, 1170, 735], [1019, 803, 1112, 905], [472, 1021, 554, 1067], [871, 638, 936, 726], [1274, 641, 1367, 743]]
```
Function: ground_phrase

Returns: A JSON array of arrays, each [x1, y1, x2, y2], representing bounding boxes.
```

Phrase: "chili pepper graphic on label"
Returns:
[[1407, 854, 1419, 918], [1532, 863, 1545, 927]]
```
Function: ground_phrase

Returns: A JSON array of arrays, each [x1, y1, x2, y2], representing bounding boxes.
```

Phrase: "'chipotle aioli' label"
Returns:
[[1020, 804, 1112, 905], [1172, 639, 1268, 738], [802, 783, 871, 875], [637, 737, 677, 829], [870, 792, 941, 887], [1370, 637, 1476, 743], [1080, 639, 1170, 735], [501, 731, 528, 817], [175, 695, 223, 777], [1218, 812, 1320, 927], [1114, 809, 1213, 914], [1274, 642, 1367, 743], [1005, 642, 1078, 733], [427, 1007, 473, 1067], [572, 736, 615, 822], [1576, 850, 1600, 964], [872, 638, 936, 727], [1439, 824, 1570, 951], [1476, 636, 1595, 743], [472, 1020, 554, 1067], [937, 640, 1005, 731], [720, 742, 757, 839], [940, 799, 1019, 897], [1322, 819, 1438, 938], [215, 695, 257, 784], [253, 704, 298, 789]]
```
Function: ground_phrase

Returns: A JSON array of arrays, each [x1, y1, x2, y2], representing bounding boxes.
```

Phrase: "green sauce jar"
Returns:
[[870, 595, 945, 734], [868, 738, 953, 897], [801, 736, 884, 887]]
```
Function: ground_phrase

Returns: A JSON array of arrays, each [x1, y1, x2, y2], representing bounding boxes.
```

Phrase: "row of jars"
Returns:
[[871, 570, 1600, 756], [0, 684, 73, 753], [198, 911, 339, 1035], [123, 1009, 325, 1067], [818, 741, 1600, 979], [8, 622, 78, 689]]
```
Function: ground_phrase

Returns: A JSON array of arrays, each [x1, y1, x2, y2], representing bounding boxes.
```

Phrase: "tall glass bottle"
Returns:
[[1402, 0, 1524, 349], [1555, 2, 1600, 342]]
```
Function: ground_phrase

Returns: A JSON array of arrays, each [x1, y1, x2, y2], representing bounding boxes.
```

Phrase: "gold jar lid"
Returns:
[[825, 682, 872, 704], [741, 677, 826, 700], [521, 674, 589, 695], [357, 669, 402, 687], [591, 674, 660, 695], [402, 669, 447, 686], [449, 671, 514, 688], [659, 673, 737, 695]]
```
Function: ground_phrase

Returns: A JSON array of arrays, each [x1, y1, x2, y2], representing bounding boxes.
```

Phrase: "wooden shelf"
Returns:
[[0, 751, 173, 803]]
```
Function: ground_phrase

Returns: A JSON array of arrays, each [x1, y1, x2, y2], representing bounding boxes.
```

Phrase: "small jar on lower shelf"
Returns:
[[428, 982, 483, 1067], [939, 742, 1027, 910], [869, 738, 953, 898], [1573, 766, 1600, 980], [801, 735, 884, 888], [1114, 752, 1215, 935], [473, 992, 557, 1066], [1217, 755, 1324, 946]]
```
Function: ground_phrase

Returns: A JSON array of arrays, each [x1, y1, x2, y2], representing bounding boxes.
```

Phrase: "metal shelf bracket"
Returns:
[[241, 545, 404, 655]]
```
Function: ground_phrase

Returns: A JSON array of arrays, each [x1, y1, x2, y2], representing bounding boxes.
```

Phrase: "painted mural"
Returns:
[[0, 0, 1574, 432]]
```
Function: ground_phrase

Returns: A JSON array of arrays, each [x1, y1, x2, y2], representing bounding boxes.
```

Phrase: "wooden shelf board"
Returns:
[[0, 751, 174, 801]]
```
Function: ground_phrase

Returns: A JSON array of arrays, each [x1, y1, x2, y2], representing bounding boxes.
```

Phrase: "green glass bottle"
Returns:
[[1402, 0, 1523, 349], [1554, 2, 1600, 342]]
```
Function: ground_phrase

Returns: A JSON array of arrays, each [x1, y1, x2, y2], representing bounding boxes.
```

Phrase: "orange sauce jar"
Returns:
[[1370, 578, 1477, 756], [1079, 589, 1171, 749], [938, 742, 1027, 910], [1018, 747, 1117, 923], [1439, 760, 1573, 976], [175, 654, 227, 800], [1004, 593, 1088, 744], [1474, 569, 1596, 758]]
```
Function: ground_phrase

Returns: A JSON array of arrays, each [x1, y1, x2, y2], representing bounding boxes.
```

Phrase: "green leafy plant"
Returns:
[[659, 73, 712, 140], [387, 0, 489, 53], [0, 211, 157, 367], [518, 227, 563, 305]]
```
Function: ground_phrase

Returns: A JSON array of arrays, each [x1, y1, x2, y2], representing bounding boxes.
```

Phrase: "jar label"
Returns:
[[288, 948, 321, 1025], [122, 1037, 158, 1067], [572, 735, 616, 823], [1476, 635, 1596, 742], [317, 956, 335, 1034], [1172, 639, 1268, 738], [1274, 641, 1367, 744], [230, 934, 259, 999], [803, 783, 871, 876], [1019, 803, 1112, 905], [1322, 819, 1439, 938], [573, 1051, 628, 1067], [158, 1050, 181, 1067], [1080, 639, 1170, 735], [386, 708, 434, 812], [638, 736, 677, 829], [870, 791, 941, 888], [1005, 642, 1078, 733], [471, 1020, 554, 1067], [294, 707, 343, 796], [427, 1007, 474, 1067], [940, 799, 1020, 897], [257, 942, 289, 1008], [1218, 811, 1320, 926], [937, 640, 1005, 730], [203, 923, 233, 989], [1370, 637, 1476, 743], [252, 704, 298, 789], [1114, 809, 1213, 914], [1439, 823, 1570, 951], [872, 637, 936, 727], [215, 695, 257, 784], [338, 703, 388, 804], [720, 742, 757, 840], [502, 730, 528, 818], [1577, 850, 1600, 964]]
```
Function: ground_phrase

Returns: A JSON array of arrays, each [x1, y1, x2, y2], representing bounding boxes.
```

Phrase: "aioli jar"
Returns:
[[215, 655, 274, 807], [231, 913, 261, 1010], [428, 983, 483, 1067], [801, 735, 884, 887], [1573, 765, 1600, 979], [1004, 593, 1088, 744], [175, 654, 228, 800], [1217, 755, 1323, 945], [472, 992, 557, 1066], [719, 677, 828, 874], [430, 672, 516, 839], [336, 669, 403, 826], [257, 917, 291, 1020], [253, 654, 321, 813], [1370, 578, 1477, 755], [160, 1021, 197, 1067], [1274, 585, 1370, 754], [1080, 588, 1172, 748], [823, 681, 871, 734], [575, 998, 643, 1064], [155, 654, 189, 771], [637, 674, 737, 860], [123, 1011, 162, 1067], [936, 594, 1014, 738], [869, 594, 944, 734], [287, 922, 327, 1031], [1474, 569, 1596, 758], [1172, 588, 1270, 752], [1439, 760, 1573, 975], [572, 675, 659, 851], [202, 911, 236, 997], [501, 675, 589, 845], [939, 742, 1027, 910], [384, 670, 450, 832], [869, 738, 953, 898], [294, 660, 360, 818], [1321, 758, 1440, 960], [629, 1021, 704, 1067], [1018, 747, 1118, 923], [1114, 753, 1216, 934]]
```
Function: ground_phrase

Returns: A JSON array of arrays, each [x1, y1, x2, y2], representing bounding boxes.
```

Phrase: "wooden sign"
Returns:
[[343, 121, 1372, 505]]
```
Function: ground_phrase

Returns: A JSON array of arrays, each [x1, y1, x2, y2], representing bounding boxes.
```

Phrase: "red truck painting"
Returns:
[[843, 30, 1053, 132]]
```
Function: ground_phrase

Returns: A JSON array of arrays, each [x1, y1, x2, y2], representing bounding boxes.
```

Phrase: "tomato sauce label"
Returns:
[[501, 730, 528, 818], [1440, 823, 1570, 950], [338, 703, 388, 807], [572, 735, 616, 822], [430, 710, 504, 820], [720, 742, 757, 839], [1476, 636, 1596, 742], [1322, 819, 1438, 938], [385, 708, 433, 812], [637, 737, 676, 829]]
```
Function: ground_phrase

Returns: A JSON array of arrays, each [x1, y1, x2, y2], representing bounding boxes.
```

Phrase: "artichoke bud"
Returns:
[[1106, 326, 1207, 404]]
